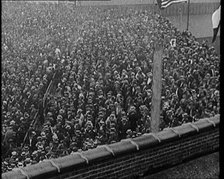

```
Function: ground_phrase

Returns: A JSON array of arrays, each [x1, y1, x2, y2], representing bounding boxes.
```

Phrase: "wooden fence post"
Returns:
[[151, 43, 163, 133]]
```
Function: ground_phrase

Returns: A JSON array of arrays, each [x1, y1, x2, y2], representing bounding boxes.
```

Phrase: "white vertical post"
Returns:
[[187, 0, 190, 31]]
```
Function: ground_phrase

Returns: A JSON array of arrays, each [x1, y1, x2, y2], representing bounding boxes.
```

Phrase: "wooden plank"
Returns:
[[151, 46, 163, 133]]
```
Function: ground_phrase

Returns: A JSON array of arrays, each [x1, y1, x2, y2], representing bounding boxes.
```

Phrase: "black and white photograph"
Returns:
[[2, 0, 220, 178]]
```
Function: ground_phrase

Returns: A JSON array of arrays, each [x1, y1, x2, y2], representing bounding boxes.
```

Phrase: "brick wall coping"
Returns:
[[2, 114, 219, 179]]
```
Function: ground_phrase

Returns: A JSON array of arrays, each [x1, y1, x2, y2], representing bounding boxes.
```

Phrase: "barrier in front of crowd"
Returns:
[[2, 115, 219, 179]]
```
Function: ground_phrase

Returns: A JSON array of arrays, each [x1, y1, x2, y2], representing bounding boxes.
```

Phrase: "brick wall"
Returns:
[[2, 115, 219, 179]]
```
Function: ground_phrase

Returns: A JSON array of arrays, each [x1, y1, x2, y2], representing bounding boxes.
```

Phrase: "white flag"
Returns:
[[212, 6, 221, 43]]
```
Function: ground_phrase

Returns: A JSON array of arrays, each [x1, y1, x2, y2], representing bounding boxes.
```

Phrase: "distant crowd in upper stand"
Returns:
[[1, 2, 220, 173]]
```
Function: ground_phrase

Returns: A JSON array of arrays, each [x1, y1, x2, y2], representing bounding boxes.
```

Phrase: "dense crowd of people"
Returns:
[[2, 2, 219, 173]]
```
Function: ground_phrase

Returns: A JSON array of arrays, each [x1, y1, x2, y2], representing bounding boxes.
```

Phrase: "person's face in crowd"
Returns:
[[107, 92, 112, 99], [146, 90, 152, 98], [214, 90, 219, 98], [165, 89, 170, 97], [182, 93, 187, 100], [110, 113, 116, 121]]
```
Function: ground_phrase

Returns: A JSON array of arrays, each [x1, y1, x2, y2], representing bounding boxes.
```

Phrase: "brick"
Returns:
[[2, 171, 27, 179], [82, 146, 113, 164], [156, 129, 179, 143], [52, 154, 86, 173], [194, 119, 214, 131], [174, 124, 198, 137], [23, 161, 58, 179], [132, 134, 160, 150], [108, 140, 137, 156], [210, 115, 220, 126]]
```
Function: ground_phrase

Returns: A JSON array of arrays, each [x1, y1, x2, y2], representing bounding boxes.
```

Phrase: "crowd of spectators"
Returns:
[[2, 2, 219, 173]]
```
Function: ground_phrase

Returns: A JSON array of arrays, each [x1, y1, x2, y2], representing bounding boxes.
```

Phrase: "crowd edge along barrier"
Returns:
[[2, 114, 219, 179]]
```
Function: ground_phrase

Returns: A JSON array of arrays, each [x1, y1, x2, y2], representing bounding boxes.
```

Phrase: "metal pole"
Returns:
[[186, 0, 190, 31]]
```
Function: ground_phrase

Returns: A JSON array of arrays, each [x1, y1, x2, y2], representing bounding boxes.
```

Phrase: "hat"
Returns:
[[214, 90, 219, 96], [7, 167, 12, 171], [75, 130, 81, 135], [24, 113, 29, 118], [59, 109, 65, 114], [47, 112, 53, 117], [45, 146, 50, 151], [86, 120, 92, 126], [32, 151, 38, 156], [17, 162, 23, 167], [110, 127, 116, 132], [121, 117, 127, 122], [10, 120, 16, 125], [24, 146, 29, 151], [65, 125, 71, 130], [126, 129, 132, 134], [41, 131, 46, 136], [31, 131, 36, 135], [37, 136, 42, 140], [11, 151, 17, 156], [9, 158, 15, 164], [3, 161, 9, 165], [44, 121, 51, 126], [25, 158, 31, 163], [57, 115, 63, 119], [31, 160, 38, 165]]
